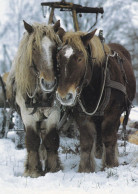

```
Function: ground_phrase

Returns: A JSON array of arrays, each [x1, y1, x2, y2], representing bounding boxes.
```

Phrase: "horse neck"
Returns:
[[85, 40, 105, 92], [80, 61, 103, 111], [89, 62, 103, 92]]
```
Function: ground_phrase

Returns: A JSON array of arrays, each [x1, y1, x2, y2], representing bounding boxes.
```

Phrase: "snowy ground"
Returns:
[[0, 107, 138, 194]]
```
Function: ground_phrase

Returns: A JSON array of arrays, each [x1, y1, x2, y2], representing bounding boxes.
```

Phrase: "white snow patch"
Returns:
[[129, 106, 138, 121], [64, 47, 74, 59], [0, 107, 138, 194]]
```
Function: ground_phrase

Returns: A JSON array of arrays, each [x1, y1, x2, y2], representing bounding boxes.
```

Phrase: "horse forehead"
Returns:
[[64, 46, 74, 59], [42, 36, 55, 50]]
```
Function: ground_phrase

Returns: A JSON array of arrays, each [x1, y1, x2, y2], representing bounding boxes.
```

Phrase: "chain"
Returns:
[[77, 53, 111, 116]]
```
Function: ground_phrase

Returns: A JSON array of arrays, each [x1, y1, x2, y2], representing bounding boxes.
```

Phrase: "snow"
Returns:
[[129, 106, 138, 121], [0, 107, 138, 194]]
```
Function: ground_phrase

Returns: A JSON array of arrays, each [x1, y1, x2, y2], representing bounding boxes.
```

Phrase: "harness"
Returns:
[[25, 92, 55, 115], [75, 34, 130, 117]]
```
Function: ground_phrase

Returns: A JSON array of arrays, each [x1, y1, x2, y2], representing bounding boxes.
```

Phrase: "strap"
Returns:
[[90, 68, 126, 116], [94, 87, 111, 116], [57, 107, 73, 130], [57, 110, 68, 130], [106, 79, 126, 95]]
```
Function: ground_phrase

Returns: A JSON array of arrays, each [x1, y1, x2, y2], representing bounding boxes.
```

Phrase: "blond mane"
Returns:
[[63, 31, 111, 64], [12, 22, 61, 97]]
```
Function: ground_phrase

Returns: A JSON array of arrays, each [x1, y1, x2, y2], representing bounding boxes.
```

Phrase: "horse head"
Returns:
[[56, 29, 97, 106], [22, 20, 61, 95]]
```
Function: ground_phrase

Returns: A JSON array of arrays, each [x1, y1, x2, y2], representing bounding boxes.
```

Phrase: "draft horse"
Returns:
[[56, 29, 136, 172], [6, 20, 62, 177]]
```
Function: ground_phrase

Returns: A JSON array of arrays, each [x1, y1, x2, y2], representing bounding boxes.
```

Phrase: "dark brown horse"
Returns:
[[56, 29, 136, 172]]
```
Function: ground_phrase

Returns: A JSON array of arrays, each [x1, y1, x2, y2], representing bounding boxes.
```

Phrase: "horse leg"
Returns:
[[77, 117, 96, 172], [95, 127, 103, 159], [24, 127, 42, 178], [94, 117, 103, 159], [42, 108, 61, 172], [102, 115, 120, 169], [16, 93, 44, 177], [43, 128, 61, 172]]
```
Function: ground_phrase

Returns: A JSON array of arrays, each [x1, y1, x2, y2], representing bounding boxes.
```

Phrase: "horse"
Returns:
[[6, 20, 62, 177], [56, 29, 136, 172]]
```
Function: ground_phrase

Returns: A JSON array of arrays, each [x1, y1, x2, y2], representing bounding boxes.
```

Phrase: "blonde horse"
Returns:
[[6, 20, 62, 177]]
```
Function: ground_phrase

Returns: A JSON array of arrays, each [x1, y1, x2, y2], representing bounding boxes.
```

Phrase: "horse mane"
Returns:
[[63, 31, 111, 65], [12, 22, 61, 97]]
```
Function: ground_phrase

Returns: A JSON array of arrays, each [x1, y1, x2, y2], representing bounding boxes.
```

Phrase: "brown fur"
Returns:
[[57, 30, 136, 172], [25, 126, 61, 177], [63, 31, 110, 64], [24, 127, 42, 177]]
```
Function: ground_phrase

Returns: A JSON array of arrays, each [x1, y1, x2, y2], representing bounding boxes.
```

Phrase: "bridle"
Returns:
[[56, 44, 95, 106], [76, 45, 95, 99], [27, 60, 39, 98], [27, 43, 59, 99]]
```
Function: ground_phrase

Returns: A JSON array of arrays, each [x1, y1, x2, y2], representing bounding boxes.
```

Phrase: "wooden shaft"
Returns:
[[72, 9, 79, 31], [48, 7, 55, 24]]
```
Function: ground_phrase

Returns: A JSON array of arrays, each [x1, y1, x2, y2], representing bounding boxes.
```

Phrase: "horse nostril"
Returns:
[[56, 92, 73, 101], [66, 93, 73, 101], [41, 78, 49, 88], [40, 78, 56, 90], [41, 78, 45, 85]]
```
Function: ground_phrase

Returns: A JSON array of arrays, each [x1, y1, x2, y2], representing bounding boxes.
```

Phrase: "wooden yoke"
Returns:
[[41, 1, 104, 31]]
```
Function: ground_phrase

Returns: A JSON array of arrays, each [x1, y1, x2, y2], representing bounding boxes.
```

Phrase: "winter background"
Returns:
[[0, 0, 138, 194]]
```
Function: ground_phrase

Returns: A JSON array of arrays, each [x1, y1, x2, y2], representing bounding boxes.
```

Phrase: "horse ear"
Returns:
[[23, 20, 34, 34], [53, 20, 60, 32], [57, 27, 66, 42], [81, 29, 97, 46]]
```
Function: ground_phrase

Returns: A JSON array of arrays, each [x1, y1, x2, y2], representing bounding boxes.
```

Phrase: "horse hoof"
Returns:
[[23, 170, 42, 178]]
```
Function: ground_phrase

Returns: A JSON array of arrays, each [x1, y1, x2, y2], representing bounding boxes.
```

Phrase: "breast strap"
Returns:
[[94, 68, 126, 116]]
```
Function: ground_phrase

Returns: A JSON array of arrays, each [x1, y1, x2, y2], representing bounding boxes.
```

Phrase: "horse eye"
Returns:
[[78, 57, 82, 62]]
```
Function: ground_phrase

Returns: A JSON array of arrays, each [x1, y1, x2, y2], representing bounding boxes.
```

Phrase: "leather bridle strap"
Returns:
[[76, 44, 94, 97]]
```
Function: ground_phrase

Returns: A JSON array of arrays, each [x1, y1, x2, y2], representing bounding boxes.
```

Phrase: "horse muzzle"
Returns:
[[56, 91, 77, 106], [40, 77, 57, 93]]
